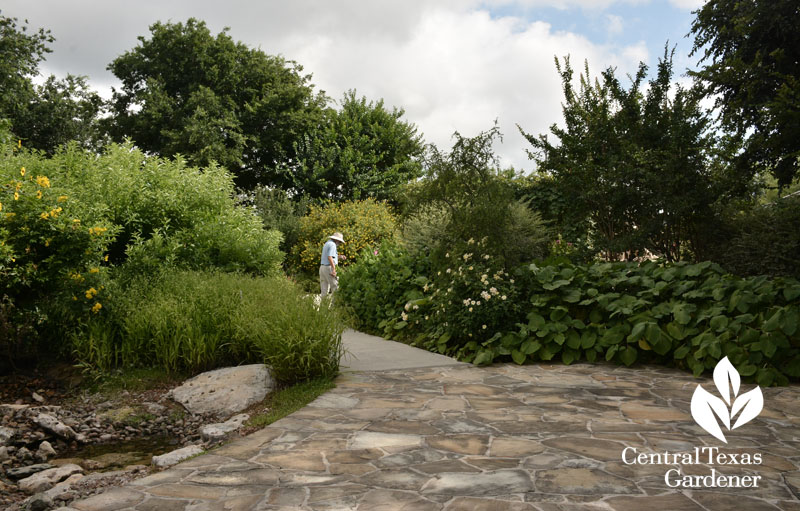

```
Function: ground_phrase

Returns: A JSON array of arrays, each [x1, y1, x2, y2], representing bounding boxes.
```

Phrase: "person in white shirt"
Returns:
[[320, 232, 345, 297]]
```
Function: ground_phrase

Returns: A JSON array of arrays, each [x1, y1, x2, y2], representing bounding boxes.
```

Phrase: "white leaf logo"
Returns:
[[690, 357, 763, 443]]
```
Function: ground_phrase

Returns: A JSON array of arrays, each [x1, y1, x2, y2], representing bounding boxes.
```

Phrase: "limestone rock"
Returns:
[[168, 364, 273, 415], [201, 413, 250, 442], [44, 473, 84, 500], [32, 392, 45, 403], [7, 463, 55, 480], [32, 413, 79, 441], [152, 445, 204, 468], [38, 440, 57, 460], [25, 492, 53, 511], [18, 464, 83, 494], [0, 445, 9, 461], [0, 425, 15, 445]]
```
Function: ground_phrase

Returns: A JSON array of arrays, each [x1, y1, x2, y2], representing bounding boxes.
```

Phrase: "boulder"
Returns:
[[152, 445, 204, 468], [168, 364, 273, 416], [18, 464, 83, 494], [200, 413, 250, 443]]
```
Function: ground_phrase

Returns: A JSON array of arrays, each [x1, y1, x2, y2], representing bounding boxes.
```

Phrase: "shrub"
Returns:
[[338, 242, 430, 335], [710, 196, 800, 278], [292, 198, 397, 274], [411, 126, 553, 267], [252, 187, 312, 256], [71, 270, 345, 382], [459, 261, 800, 386]]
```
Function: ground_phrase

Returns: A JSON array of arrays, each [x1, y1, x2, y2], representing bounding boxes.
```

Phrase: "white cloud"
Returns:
[[668, 0, 705, 10]]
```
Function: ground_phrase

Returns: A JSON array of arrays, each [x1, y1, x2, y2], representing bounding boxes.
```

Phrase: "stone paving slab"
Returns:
[[69, 362, 800, 510]]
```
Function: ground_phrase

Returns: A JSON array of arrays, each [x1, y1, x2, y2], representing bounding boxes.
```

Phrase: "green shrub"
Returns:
[[292, 198, 397, 274], [252, 187, 312, 256], [338, 243, 430, 335], [72, 270, 345, 382], [710, 196, 800, 278], [410, 127, 552, 267], [443, 260, 799, 386]]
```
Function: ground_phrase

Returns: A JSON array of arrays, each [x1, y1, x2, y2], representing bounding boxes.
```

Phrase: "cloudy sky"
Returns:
[[3, 0, 705, 171]]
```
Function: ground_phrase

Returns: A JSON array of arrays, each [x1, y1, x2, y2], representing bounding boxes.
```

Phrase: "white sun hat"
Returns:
[[329, 232, 345, 243]]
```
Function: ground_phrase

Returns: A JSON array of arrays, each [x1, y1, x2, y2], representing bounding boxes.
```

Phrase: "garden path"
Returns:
[[66, 331, 800, 511]]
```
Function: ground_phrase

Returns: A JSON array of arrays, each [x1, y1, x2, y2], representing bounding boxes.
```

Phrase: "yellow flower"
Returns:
[[14, 192, 19, 201], [36, 176, 50, 188], [85, 287, 98, 299], [45, 239, 51, 247], [40, 212, 49, 220], [20, 167, 25, 177], [89, 267, 99, 273], [18, 140, 21, 149], [0, 202, 2, 212], [58, 195, 68, 202], [104, 254, 109, 262], [91, 302, 102, 313], [36, 190, 42, 199]]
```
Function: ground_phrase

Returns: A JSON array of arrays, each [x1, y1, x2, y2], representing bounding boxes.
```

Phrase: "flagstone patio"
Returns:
[[66, 360, 800, 510]]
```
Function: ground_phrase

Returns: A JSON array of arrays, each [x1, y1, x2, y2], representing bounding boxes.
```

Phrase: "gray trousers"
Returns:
[[319, 265, 338, 296]]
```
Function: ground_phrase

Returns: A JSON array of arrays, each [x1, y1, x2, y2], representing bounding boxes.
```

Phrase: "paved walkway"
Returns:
[[68, 332, 800, 510]]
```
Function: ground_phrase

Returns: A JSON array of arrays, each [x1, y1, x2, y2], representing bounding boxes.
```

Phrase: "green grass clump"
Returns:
[[71, 270, 345, 383]]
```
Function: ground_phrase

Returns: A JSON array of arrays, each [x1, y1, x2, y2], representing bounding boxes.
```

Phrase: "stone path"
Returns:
[[67, 337, 800, 510]]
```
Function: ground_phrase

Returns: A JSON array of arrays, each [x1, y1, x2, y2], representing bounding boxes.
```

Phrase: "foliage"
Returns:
[[2, 139, 284, 367], [251, 186, 312, 256], [106, 18, 326, 189], [400, 204, 451, 257], [338, 242, 430, 335], [709, 196, 800, 279], [289, 90, 424, 202], [71, 270, 345, 382], [690, 0, 800, 188], [246, 377, 335, 428], [12, 75, 104, 154], [342, 239, 800, 384], [1, 144, 115, 309], [292, 198, 397, 274], [520, 51, 720, 261], [413, 126, 551, 267], [436, 260, 798, 385], [0, 14, 101, 153], [32, 142, 284, 278], [0, 13, 53, 127]]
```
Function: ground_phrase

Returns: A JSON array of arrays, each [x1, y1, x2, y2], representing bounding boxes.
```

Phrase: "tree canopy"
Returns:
[[288, 90, 424, 201], [106, 18, 327, 189], [690, 0, 800, 188], [0, 13, 102, 153], [520, 50, 719, 261]]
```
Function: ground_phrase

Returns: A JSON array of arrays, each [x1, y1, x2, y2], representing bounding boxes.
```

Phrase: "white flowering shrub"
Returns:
[[404, 238, 522, 357]]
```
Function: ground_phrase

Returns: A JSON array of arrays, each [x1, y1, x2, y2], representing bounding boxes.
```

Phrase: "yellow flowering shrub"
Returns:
[[291, 199, 398, 274]]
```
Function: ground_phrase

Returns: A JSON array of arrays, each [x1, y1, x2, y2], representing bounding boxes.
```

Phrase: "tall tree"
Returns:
[[690, 0, 800, 189], [106, 18, 326, 189], [520, 51, 717, 261], [0, 14, 50, 132], [13, 75, 103, 154], [1, 14, 102, 153], [289, 90, 424, 201]]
